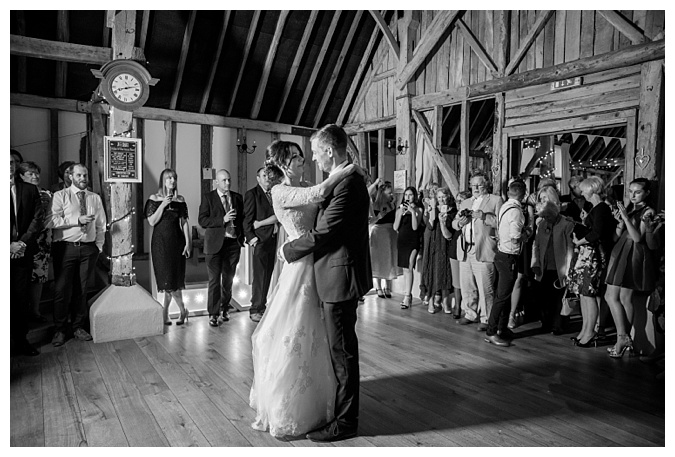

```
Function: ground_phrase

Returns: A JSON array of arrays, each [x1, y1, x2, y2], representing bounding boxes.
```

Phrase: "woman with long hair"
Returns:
[[369, 181, 401, 298], [566, 176, 617, 347], [145, 168, 191, 326], [394, 186, 423, 309], [426, 187, 457, 314], [604, 178, 658, 357]]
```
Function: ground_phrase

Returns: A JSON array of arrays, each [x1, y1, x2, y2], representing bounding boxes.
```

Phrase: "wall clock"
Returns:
[[91, 60, 159, 112]]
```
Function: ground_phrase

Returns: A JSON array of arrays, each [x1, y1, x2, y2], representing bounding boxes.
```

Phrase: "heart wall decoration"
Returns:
[[635, 148, 651, 169]]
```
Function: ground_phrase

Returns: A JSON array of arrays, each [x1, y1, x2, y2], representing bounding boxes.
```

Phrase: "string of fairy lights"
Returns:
[[105, 207, 137, 282], [523, 139, 623, 175]]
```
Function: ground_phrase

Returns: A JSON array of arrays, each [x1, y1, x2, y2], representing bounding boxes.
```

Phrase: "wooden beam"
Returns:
[[368, 10, 399, 60], [492, 93, 505, 194], [432, 106, 442, 184], [227, 11, 261, 116], [337, 15, 381, 125], [200, 11, 230, 114], [55, 11, 69, 98], [169, 11, 196, 110], [102, 13, 110, 48], [343, 115, 396, 134], [356, 132, 369, 169], [10, 34, 145, 64], [201, 125, 213, 197], [16, 12, 26, 93], [504, 10, 554, 76], [395, 10, 462, 91], [459, 100, 470, 190], [313, 11, 363, 128], [49, 110, 60, 190], [377, 129, 386, 179], [251, 10, 289, 119], [164, 121, 175, 170], [275, 11, 318, 123], [294, 11, 342, 126], [496, 11, 510, 76], [11, 92, 319, 134], [139, 11, 150, 51], [598, 10, 648, 45], [395, 12, 418, 190], [413, 39, 665, 107], [635, 59, 663, 180], [456, 17, 498, 76], [411, 109, 460, 196]]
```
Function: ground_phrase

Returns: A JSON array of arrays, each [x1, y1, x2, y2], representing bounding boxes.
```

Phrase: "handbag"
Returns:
[[560, 287, 580, 316]]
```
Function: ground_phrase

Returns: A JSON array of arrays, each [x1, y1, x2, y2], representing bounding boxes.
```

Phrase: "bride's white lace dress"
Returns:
[[249, 183, 336, 438]]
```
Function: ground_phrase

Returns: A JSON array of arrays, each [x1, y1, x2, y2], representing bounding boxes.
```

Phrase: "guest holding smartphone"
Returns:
[[394, 186, 423, 309]]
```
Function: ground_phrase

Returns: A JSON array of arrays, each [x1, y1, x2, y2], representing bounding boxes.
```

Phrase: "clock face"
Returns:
[[110, 73, 142, 104]]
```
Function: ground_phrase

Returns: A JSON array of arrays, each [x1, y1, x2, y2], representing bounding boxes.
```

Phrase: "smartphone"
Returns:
[[439, 204, 448, 214]]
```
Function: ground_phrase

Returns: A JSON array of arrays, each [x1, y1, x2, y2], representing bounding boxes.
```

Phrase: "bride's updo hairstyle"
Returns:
[[264, 140, 304, 186]]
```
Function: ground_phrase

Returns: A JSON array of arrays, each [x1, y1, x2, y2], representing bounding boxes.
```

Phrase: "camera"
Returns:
[[459, 208, 473, 218]]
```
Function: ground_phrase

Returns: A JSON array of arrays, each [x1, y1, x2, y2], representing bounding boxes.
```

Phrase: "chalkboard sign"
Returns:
[[104, 136, 142, 183]]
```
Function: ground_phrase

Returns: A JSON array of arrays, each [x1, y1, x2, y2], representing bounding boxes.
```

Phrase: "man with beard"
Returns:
[[47, 164, 106, 347]]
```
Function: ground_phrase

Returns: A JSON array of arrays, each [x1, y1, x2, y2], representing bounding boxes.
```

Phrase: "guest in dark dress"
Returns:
[[418, 183, 438, 303], [369, 181, 400, 298], [423, 187, 456, 314], [604, 178, 657, 358], [145, 168, 191, 326], [394, 186, 423, 309], [567, 176, 617, 347]]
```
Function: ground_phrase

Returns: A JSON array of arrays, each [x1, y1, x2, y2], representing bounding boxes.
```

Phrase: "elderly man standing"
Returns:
[[244, 167, 278, 323], [48, 164, 106, 347], [199, 169, 244, 327], [452, 170, 503, 330]]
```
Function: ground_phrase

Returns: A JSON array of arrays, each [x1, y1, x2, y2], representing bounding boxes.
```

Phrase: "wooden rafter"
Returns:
[[368, 10, 399, 60], [169, 11, 196, 110], [411, 109, 460, 196], [456, 17, 498, 76], [102, 12, 110, 48], [496, 11, 510, 75], [55, 11, 69, 98], [504, 10, 554, 76], [200, 11, 230, 114], [395, 10, 463, 91], [275, 11, 318, 122], [10, 34, 144, 64], [251, 10, 289, 119], [16, 12, 26, 93], [294, 11, 342, 126], [336, 16, 381, 126], [227, 10, 261, 116], [313, 11, 364, 128], [598, 10, 648, 45], [139, 10, 150, 50]]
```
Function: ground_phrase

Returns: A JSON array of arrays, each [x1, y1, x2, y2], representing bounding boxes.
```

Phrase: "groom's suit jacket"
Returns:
[[283, 173, 372, 303]]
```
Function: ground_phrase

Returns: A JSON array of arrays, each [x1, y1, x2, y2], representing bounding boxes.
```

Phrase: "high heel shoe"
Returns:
[[383, 288, 392, 298], [570, 336, 580, 344], [576, 334, 598, 348], [164, 321, 172, 326], [607, 334, 634, 358], [176, 308, 189, 325], [376, 289, 385, 298], [401, 294, 412, 309]]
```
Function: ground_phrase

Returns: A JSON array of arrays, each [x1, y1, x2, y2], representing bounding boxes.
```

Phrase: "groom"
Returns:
[[282, 124, 371, 442]]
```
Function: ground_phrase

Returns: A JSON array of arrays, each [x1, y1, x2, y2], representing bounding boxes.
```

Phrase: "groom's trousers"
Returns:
[[322, 298, 360, 428]]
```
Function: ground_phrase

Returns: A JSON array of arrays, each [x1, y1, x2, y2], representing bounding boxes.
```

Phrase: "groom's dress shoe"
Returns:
[[306, 421, 357, 442]]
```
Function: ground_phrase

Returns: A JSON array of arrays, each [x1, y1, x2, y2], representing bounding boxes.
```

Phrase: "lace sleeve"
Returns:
[[144, 199, 160, 218], [272, 184, 324, 209]]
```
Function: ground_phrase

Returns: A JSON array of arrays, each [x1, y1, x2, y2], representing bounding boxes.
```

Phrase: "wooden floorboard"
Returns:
[[10, 293, 665, 446]]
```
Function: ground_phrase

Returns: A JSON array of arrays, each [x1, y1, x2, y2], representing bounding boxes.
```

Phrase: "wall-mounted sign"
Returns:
[[550, 77, 583, 91], [104, 136, 142, 183], [394, 169, 408, 193]]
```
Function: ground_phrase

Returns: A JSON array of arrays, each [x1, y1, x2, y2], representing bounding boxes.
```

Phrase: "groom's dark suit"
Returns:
[[283, 171, 371, 430]]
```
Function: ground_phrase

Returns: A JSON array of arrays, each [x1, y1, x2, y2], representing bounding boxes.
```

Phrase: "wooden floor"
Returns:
[[10, 293, 665, 447]]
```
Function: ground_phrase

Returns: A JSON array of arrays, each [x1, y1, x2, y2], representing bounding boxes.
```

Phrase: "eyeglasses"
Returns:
[[470, 185, 485, 189]]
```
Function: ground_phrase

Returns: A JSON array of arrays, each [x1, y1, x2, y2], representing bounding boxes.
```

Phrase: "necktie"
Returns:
[[265, 190, 273, 206], [222, 193, 236, 238], [10, 192, 18, 241], [78, 191, 87, 235]]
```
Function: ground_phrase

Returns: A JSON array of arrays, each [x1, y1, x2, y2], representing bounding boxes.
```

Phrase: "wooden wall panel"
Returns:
[[564, 10, 581, 62], [525, 10, 536, 71], [477, 10, 486, 83], [579, 10, 595, 59], [510, 11, 520, 70], [452, 27, 463, 90], [437, 11, 450, 91], [543, 11, 555, 68], [485, 11, 494, 81], [534, 10, 545, 69], [618, 10, 633, 50], [554, 10, 566, 65], [518, 11, 528, 73], [463, 11, 471, 87], [471, 11, 479, 84]]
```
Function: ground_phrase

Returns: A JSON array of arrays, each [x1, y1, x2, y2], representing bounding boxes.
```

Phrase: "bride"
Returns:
[[249, 140, 360, 438]]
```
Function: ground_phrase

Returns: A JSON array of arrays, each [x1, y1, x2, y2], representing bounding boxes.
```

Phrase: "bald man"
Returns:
[[198, 169, 245, 326]]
